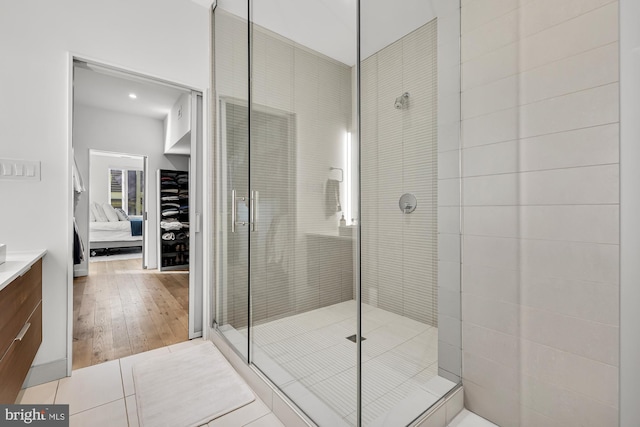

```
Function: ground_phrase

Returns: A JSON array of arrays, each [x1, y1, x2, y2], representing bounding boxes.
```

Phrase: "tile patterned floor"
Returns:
[[223, 300, 457, 426], [17, 335, 494, 427], [16, 339, 284, 427]]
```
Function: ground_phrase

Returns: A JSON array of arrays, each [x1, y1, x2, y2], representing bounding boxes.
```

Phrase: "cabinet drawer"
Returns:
[[0, 259, 42, 357], [0, 302, 42, 404]]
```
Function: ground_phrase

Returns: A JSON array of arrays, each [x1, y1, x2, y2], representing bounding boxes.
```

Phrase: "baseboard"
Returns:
[[22, 358, 68, 388], [73, 268, 88, 278]]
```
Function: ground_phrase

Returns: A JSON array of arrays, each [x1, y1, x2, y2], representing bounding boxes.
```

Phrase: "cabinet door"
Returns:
[[0, 302, 42, 404], [0, 259, 41, 357]]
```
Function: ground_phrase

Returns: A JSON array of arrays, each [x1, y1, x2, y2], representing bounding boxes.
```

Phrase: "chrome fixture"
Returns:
[[399, 193, 417, 213], [231, 189, 259, 232], [394, 92, 409, 110]]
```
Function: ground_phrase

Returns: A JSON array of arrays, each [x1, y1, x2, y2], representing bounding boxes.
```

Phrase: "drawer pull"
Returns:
[[15, 323, 31, 341]]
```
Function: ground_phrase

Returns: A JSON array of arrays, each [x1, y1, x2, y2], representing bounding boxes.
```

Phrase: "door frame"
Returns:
[[67, 54, 210, 375], [88, 149, 148, 267]]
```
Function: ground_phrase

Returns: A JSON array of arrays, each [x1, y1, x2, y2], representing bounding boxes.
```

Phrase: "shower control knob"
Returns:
[[399, 193, 417, 214]]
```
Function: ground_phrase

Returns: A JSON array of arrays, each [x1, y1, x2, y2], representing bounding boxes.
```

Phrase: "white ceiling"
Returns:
[[73, 64, 189, 121], [74, 1, 442, 117], [216, 0, 438, 66]]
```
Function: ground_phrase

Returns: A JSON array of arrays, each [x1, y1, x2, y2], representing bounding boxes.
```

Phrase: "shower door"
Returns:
[[216, 98, 251, 360], [248, 105, 296, 325]]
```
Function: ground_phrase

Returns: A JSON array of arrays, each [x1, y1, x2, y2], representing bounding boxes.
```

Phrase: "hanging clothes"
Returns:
[[72, 153, 86, 264], [72, 155, 86, 211], [73, 218, 84, 265]]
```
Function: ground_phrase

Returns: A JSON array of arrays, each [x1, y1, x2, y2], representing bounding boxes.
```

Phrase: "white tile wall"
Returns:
[[520, 305, 618, 365], [461, 107, 520, 148], [460, 0, 620, 425], [519, 83, 619, 138], [519, 2, 618, 73], [520, 375, 618, 427], [461, 0, 521, 35], [463, 205, 619, 244], [463, 124, 619, 177], [462, 323, 520, 369], [360, 20, 439, 326], [519, 0, 616, 38], [520, 42, 618, 105], [520, 275, 619, 325], [520, 339, 618, 407]]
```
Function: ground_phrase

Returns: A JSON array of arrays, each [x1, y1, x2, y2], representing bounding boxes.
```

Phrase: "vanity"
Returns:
[[0, 250, 46, 403]]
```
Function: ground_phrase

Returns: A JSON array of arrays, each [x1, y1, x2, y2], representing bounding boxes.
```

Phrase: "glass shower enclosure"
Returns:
[[213, 1, 461, 426]]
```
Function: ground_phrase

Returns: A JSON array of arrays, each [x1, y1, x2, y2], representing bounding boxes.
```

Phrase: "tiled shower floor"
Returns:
[[222, 300, 456, 426]]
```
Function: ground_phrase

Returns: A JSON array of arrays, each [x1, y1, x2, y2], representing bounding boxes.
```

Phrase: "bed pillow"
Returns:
[[102, 203, 120, 222], [90, 208, 96, 222], [115, 207, 129, 221], [91, 202, 108, 222]]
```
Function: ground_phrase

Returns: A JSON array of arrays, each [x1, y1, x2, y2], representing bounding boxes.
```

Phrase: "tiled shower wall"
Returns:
[[460, 0, 619, 426], [360, 21, 439, 326]]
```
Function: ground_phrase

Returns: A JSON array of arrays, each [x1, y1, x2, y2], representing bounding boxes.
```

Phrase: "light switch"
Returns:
[[0, 159, 40, 181]]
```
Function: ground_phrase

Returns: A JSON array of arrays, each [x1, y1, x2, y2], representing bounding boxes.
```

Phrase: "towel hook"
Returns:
[[329, 167, 344, 182]]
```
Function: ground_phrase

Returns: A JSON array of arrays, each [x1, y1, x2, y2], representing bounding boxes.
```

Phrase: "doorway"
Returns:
[[70, 58, 204, 370], [88, 150, 146, 265]]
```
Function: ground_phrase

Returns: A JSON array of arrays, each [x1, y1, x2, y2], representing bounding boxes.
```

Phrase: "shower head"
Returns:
[[394, 92, 409, 110]]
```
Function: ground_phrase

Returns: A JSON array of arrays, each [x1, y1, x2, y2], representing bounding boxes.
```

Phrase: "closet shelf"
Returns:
[[158, 169, 190, 272]]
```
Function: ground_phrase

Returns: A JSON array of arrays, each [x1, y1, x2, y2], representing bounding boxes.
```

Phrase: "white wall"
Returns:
[[460, 1, 619, 425], [0, 0, 209, 382], [73, 106, 189, 276], [164, 92, 192, 154]]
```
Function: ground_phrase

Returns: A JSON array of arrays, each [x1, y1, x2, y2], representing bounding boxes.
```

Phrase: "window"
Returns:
[[109, 169, 144, 215]]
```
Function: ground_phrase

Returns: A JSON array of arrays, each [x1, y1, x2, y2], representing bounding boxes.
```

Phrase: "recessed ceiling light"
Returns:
[[129, 93, 137, 99]]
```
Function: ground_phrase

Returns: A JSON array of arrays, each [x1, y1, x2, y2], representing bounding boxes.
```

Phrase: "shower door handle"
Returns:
[[231, 189, 237, 233], [231, 189, 248, 233], [250, 190, 259, 232]]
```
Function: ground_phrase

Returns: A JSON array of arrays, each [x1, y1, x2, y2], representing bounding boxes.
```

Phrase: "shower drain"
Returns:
[[346, 334, 366, 343]]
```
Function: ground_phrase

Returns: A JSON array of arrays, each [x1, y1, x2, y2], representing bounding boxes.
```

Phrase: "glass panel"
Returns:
[[127, 170, 144, 216], [248, 0, 358, 425], [360, 1, 461, 425], [109, 169, 123, 209], [214, 2, 250, 360], [213, 0, 461, 425], [110, 168, 144, 214]]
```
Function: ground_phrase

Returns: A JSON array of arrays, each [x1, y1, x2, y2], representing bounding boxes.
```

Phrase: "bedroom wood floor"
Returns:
[[72, 258, 189, 370]]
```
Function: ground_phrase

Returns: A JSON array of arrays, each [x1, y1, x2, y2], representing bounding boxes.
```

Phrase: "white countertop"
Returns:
[[0, 250, 47, 292]]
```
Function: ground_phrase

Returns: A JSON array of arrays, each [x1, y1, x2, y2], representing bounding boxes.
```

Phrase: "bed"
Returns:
[[89, 202, 144, 255], [89, 217, 143, 250]]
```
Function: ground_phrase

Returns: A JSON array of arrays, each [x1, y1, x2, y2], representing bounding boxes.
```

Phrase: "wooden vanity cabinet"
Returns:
[[0, 258, 43, 403]]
